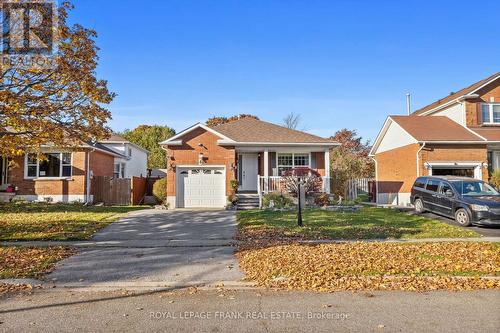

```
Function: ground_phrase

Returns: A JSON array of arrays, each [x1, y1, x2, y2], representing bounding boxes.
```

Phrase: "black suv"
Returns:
[[410, 176, 500, 227]]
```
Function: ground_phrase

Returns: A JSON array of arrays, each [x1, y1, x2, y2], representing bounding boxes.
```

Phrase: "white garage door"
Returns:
[[177, 167, 226, 208]]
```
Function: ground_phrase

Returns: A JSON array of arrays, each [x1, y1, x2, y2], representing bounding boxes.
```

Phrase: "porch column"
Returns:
[[324, 149, 330, 193], [264, 149, 269, 192]]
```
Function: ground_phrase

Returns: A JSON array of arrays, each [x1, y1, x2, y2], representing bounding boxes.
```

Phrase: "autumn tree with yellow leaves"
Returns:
[[0, 1, 115, 156]]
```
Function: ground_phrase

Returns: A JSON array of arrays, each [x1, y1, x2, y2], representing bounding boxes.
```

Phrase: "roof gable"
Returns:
[[369, 117, 417, 155], [412, 72, 500, 116], [159, 123, 234, 145]]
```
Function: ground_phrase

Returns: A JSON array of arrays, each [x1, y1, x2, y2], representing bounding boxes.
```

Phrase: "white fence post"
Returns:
[[345, 178, 373, 200]]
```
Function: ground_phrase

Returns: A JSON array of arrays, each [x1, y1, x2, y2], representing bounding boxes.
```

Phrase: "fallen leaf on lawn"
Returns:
[[236, 242, 500, 292]]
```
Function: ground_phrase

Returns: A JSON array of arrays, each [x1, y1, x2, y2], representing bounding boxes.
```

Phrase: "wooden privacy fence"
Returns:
[[92, 176, 148, 205], [131, 176, 147, 205]]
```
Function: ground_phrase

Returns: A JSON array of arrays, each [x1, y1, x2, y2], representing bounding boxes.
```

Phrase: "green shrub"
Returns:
[[490, 170, 500, 189], [227, 194, 239, 204], [262, 192, 294, 209], [152, 178, 168, 204], [230, 180, 239, 191]]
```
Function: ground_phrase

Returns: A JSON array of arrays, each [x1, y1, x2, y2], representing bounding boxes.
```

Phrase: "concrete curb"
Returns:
[[2, 237, 499, 248], [0, 240, 240, 248], [0, 279, 257, 292], [0, 278, 44, 286], [296, 237, 500, 244]]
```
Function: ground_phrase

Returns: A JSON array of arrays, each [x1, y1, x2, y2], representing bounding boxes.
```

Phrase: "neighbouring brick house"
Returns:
[[160, 117, 338, 208], [0, 142, 125, 203], [370, 72, 500, 206]]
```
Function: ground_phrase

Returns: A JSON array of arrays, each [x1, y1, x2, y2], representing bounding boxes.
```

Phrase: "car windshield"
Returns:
[[450, 180, 499, 196]]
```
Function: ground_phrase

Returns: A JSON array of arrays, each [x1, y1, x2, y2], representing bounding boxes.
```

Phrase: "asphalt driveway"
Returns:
[[46, 210, 245, 289]]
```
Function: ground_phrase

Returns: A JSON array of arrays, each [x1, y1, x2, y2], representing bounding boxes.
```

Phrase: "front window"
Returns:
[[277, 153, 310, 175], [451, 180, 499, 196], [481, 103, 500, 124], [25, 153, 72, 179]]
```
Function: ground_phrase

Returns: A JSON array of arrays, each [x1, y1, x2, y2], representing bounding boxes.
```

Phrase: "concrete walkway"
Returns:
[[39, 209, 246, 289]]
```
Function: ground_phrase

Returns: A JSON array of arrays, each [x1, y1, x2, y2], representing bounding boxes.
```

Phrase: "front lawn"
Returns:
[[237, 207, 480, 242], [237, 242, 500, 291], [0, 246, 74, 279], [0, 203, 147, 241]]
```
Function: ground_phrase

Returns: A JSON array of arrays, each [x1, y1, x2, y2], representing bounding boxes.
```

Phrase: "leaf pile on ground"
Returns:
[[0, 203, 146, 241], [236, 242, 500, 292], [0, 246, 74, 279], [236, 208, 479, 245], [0, 283, 40, 296]]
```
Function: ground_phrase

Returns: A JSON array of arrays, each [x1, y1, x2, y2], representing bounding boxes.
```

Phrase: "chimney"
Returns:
[[406, 93, 411, 115]]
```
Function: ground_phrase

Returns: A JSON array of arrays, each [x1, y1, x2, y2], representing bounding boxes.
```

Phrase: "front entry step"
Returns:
[[237, 193, 259, 210]]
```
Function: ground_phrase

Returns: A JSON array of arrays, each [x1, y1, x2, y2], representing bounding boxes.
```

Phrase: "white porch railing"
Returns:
[[257, 176, 331, 208]]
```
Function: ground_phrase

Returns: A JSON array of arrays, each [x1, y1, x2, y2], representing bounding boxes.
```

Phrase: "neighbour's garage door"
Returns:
[[177, 167, 226, 208]]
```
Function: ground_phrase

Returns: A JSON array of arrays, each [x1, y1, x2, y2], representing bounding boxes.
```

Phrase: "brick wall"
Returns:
[[465, 79, 500, 127], [10, 149, 114, 198], [10, 151, 87, 196], [419, 144, 489, 181], [166, 128, 236, 197], [90, 151, 114, 177], [375, 143, 420, 193]]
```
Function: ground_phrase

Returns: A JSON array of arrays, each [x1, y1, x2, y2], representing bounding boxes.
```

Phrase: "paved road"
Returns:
[[0, 289, 498, 332], [420, 212, 500, 237], [45, 209, 245, 288]]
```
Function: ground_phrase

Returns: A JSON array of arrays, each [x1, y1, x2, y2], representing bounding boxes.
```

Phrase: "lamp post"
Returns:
[[297, 178, 304, 227]]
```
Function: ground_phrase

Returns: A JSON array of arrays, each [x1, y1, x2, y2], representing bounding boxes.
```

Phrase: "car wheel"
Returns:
[[414, 198, 425, 213], [455, 208, 472, 227]]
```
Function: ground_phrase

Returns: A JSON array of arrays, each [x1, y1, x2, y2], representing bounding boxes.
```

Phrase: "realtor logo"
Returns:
[[1, 0, 56, 55]]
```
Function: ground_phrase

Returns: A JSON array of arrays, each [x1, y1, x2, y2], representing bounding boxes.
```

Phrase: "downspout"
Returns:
[[85, 149, 94, 205], [416, 142, 426, 177], [370, 156, 378, 203]]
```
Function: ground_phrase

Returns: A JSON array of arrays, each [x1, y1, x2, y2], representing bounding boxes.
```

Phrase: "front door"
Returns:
[[239, 154, 258, 191]]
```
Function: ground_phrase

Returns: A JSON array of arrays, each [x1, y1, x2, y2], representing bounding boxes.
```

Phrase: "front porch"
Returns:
[[235, 148, 331, 198]]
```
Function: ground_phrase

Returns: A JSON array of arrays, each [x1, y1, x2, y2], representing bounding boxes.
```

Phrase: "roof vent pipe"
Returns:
[[406, 93, 411, 115]]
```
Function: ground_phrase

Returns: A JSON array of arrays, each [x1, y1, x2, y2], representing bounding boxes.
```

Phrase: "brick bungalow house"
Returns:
[[0, 142, 125, 203], [160, 117, 338, 208], [370, 72, 500, 206]]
